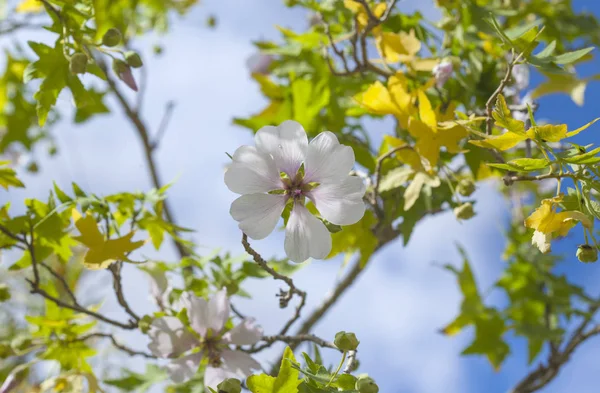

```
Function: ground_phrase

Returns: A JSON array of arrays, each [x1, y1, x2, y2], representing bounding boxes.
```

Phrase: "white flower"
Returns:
[[147, 289, 263, 389], [224, 120, 366, 263], [432, 60, 453, 88]]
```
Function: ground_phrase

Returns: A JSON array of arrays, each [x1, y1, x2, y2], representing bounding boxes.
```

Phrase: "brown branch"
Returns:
[[77, 333, 156, 358], [109, 261, 140, 324], [98, 59, 189, 260], [151, 100, 176, 151], [248, 334, 339, 354], [242, 233, 306, 336], [503, 172, 578, 186], [39, 262, 78, 305], [486, 53, 517, 135]]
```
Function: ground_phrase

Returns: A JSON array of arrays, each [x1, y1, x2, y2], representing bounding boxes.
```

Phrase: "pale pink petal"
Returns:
[[166, 352, 203, 384], [230, 194, 286, 240], [307, 176, 366, 226], [147, 316, 197, 358], [204, 366, 239, 391], [284, 203, 332, 263], [304, 131, 354, 184], [225, 146, 282, 194], [204, 351, 261, 390], [208, 288, 230, 333], [255, 120, 308, 178], [222, 318, 264, 346], [180, 292, 209, 337]]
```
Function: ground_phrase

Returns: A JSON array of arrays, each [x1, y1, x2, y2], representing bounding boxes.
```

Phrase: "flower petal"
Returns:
[[222, 318, 264, 346], [230, 194, 286, 240], [179, 292, 209, 337], [284, 203, 332, 263], [208, 288, 230, 333], [308, 176, 366, 226], [166, 352, 203, 384], [255, 120, 308, 177], [304, 131, 355, 184], [204, 350, 261, 390], [147, 316, 197, 358], [225, 146, 282, 194]]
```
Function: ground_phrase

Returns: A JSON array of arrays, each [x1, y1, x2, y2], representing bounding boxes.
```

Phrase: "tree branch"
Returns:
[[78, 333, 156, 358]]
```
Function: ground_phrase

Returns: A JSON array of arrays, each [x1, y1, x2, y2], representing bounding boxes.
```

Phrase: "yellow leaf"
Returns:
[[375, 31, 421, 63], [344, 0, 386, 31], [408, 118, 467, 167], [410, 58, 439, 72], [526, 124, 567, 142], [388, 73, 413, 114], [72, 213, 145, 269], [251, 73, 284, 100], [566, 117, 600, 137], [469, 131, 527, 151], [531, 72, 600, 107], [381, 135, 424, 171], [355, 81, 402, 117], [418, 90, 437, 131], [16, 0, 43, 13], [493, 95, 525, 134]]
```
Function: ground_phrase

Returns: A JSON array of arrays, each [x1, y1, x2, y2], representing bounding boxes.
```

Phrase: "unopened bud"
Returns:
[[11, 335, 31, 352], [69, 53, 88, 74], [102, 28, 122, 47], [124, 51, 143, 68], [112, 59, 138, 92], [217, 378, 241, 393], [577, 244, 598, 263], [0, 284, 10, 302], [454, 203, 475, 220], [432, 60, 453, 88], [456, 179, 476, 197], [0, 343, 12, 358], [334, 331, 359, 351], [356, 376, 379, 393]]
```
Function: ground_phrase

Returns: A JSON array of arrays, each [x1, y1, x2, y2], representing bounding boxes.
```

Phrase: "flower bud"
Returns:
[[69, 52, 88, 74], [124, 51, 143, 68], [246, 53, 274, 75], [334, 331, 359, 351], [0, 343, 12, 358], [0, 284, 10, 302], [356, 376, 379, 393], [454, 203, 475, 220], [217, 378, 241, 393], [102, 28, 122, 47], [11, 335, 31, 352], [577, 244, 598, 263], [432, 60, 453, 88], [456, 179, 476, 197], [112, 59, 138, 92]]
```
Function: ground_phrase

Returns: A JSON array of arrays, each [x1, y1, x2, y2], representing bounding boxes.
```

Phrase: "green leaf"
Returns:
[[247, 346, 301, 393], [492, 95, 525, 134], [378, 167, 413, 193], [0, 162, 25, 190], [552, 47, 594, 65]]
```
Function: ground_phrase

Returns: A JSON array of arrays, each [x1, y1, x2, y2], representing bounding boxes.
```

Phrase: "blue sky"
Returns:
[[2, 0, 600, 392]]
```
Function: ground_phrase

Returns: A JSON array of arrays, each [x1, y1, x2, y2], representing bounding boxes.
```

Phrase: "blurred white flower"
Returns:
[[511, 63, 529, 92], [246, 53, 274, 75], [432, 60, 453, 88], [148, 289, 263, 388], [224, 120, 366, 263], [143, 262, 171, 309]]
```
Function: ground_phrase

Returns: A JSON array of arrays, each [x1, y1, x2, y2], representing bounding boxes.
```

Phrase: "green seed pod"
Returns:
[[125, 51, 143, 68], [69, 52, 88, 74], [102, 28, 122, 47], [0, 284, 10, 302], [334, 331, 360, 351], [0, 343, 12, 358], [217, 378, 241, 393], [577, 244, 598, 263], [456, 179, 476, 197], [11, 335, 32, 352], [454, 203, 475, 220], [356, 376, 379, 393]]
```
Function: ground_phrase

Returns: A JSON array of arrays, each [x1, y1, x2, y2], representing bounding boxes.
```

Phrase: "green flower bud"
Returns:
[[454, 203, 475, 220], [0, 343, 12, 358], [356, 376, 379, 393], [0, 284, 10, 302], [11, 335, 32, 352], [112, 59, 138, 91], [456, 179, 476, 197], [125, 51, 143, 68], [334, 331, 359, 351], [217, 378, 241, 393], [577, 244, 598, 263], [206, 15, 217, 28], [69, 52, 88, 74], [102, 28, 122, 47], [138, 315, 153, 334]]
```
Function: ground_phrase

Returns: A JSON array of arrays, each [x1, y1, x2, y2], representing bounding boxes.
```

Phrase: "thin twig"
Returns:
[[248, 334, 339, 354], [504, 172, 578, 186], [151, 101, 176, 150], [242, 233, 306, 336], [486, 53, 518, 135], [109, 262, 140, 324], [39, 262, 78, 305], [77, 333, 156, 358]]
